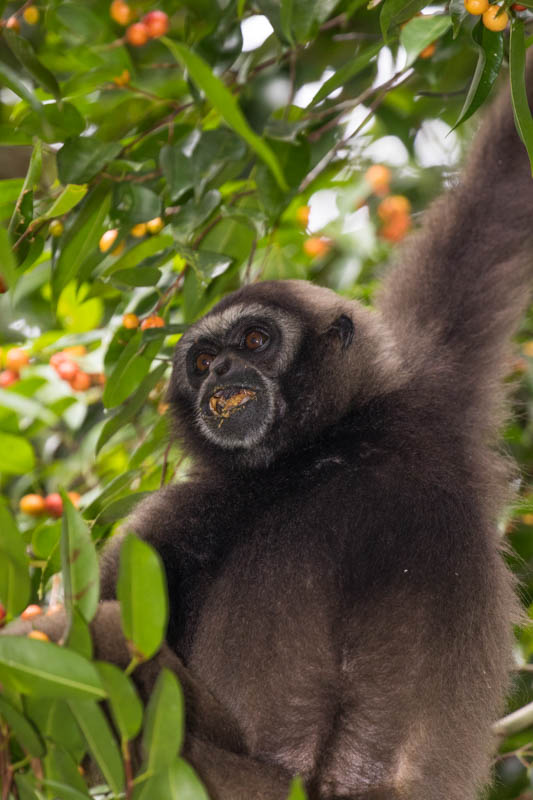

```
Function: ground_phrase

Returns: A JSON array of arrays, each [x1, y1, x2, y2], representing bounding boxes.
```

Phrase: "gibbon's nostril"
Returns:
[[214, 358, 231, 376]]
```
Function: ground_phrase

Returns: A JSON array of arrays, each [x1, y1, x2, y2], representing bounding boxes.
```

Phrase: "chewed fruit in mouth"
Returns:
[[209, 387, 257, 419]]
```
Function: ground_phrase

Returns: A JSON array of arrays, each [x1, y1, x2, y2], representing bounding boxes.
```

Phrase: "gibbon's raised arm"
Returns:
[[378, 57, 533, 416]]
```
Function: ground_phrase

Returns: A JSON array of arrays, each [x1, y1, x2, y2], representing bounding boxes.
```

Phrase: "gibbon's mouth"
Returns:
[[208, 386, 257, 419]]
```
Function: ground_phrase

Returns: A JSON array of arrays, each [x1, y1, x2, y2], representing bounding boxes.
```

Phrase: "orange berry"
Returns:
[[146, 217, 164, 234], [122, 313, 140, 329], [63, 345, 87, 357], [130, 222, 147, 237], [50, 352, 67, 369], [23, 5, 39, 24], [126, 22, 149, 46], [49, 219, 64, 237], [6, 348, 30, 372], [57, 359, 78, 382], [113, 69, 131, 88], [44, 493, 63, 518], [21, 604, 42, 620], [380, 213, 412, 243], [464, 0, 489, 12], [67, 491, 81, 507], [296, 206, 310, 228], [70, 371, 91, 391], [0, 369, 18, 388], [419, 42, 436, 59], [27, 630, 50, 642], [482, 4, 509, 29], [19, 494, 46, 516], [110, 0, 132, 25], [365, 165, 391, 196], [303, 236, 331, 258], [99, 229, 119, 253], [377, 195, 411, 221], [140, 315, 165, 330], [142, 10, 169, 37], [5, 16, 20, 32]]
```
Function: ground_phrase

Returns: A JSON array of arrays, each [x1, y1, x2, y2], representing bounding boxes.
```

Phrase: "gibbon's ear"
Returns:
[[327, 313, 354, 349]]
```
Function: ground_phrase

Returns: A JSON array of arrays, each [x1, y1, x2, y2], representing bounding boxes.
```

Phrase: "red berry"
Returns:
[[44, 493, 63, 518], [0, 369, 18, 388], [512, 3, 527, 9], [142, 10, 169, 37], [57, 359, 78, 382], [0, 603, 6, 626], [0, 275, 7, 293]]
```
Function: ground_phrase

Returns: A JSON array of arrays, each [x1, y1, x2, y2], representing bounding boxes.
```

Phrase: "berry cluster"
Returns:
[[110, 1, 169, 46], [19, 491, 81, 518], [50, 346, 105, 392]]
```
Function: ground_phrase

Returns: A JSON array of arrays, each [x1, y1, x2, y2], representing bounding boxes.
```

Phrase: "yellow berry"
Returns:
[[99, 229, 118, 253], [27, 630, 50, 642], [146, 217, 164, 234], [49, 220, 64, 238], [130, 222, 147, 237], [296, 206, 310, 228], [23, 5, 40, 24], [365, 165, 391, 196], [482, 4, 509, 29], [122, 313, 140, 329]]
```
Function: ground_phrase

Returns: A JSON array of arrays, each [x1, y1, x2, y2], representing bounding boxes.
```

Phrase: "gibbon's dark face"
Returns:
[[168, 280, 400, 467]]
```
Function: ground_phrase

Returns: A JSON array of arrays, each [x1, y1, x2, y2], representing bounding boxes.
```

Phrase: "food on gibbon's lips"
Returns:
[[209, 388, 257, 419], [482, 4, 509, 29]]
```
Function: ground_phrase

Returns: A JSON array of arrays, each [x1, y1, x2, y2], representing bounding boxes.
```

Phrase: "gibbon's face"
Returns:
[[169, 280, 399, 466], [171, 299, 303, 452]]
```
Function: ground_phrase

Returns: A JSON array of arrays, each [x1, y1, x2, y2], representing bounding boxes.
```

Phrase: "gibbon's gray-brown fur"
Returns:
[[14, 59, 533, 799]]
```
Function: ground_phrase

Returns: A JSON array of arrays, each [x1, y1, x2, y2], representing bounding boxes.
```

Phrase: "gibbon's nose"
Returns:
[[212, 354, 231, 376]]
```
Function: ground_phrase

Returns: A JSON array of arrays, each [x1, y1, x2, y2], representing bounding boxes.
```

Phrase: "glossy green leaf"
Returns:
[[162, 38, 288, 191], [0, 61, 43, 114], [142, 669, 184, 771], [400, 16, 452, 67], [44, 745, 90, 797], [4, 29, 61, 101], [311, 43, 382, 105], [0, 694, 45, 756], [117, 534, 168, 661], [8, 140, 42, 240], [57, 138, 122, 185], [103, 332, 162, 408], [380, 0, 428, 38], [0, 432, 35, 474], [68, 699, 125, 796], [60, 492, 99, 624], [41, 779, 90, 800], [53, 184, 111, 298], [96, 662, 143, 741], [24, 697, 86, 756], [453, 21, 504, 130], [93, 492, 150, 526], [133, 757, 209, 800], [449, 0, 469, 37], [287, 776, 308, 800], [43, 185, 88, 219], [114, 184, 162, 226], [14, 773, 42, 800], [160, 144, 194, 201], [0, 504, 30, 618], [0, 224, 17, 290], [510, 18, 533, 173], [102, 234, 173, 277], [66, 609, 93, 659], [0, 638, 105, 700]]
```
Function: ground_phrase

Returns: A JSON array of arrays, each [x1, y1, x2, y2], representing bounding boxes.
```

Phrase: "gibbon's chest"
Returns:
[[188, 520, 343, 775]]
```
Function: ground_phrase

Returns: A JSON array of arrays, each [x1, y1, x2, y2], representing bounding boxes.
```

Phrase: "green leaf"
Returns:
[[14, 773, 42, 800], [57, 138, 122, 185], [43, 746, 90, 798], [0, 432, 35, 474], [0, 695, 45, 757], [280, 0, 295, 44], [111, 266, 162, 287], [103, 332, 162, 408], [97, 364, 167, 453], [0, 638, 105, 700], [399, 16, 452, 67], [510, 18, 533, 173], [66, 609, 93, 659], [43, 185, 88, 219], [160, 144, 194, 201], [0, 61, 43, 114], [8, 140, 42, 240], [60, 492, 99, 624], [53, 184, 111, 298], [142, 670, 184, 771], [453, 21, 503, 130], [162, 38, 288, 191], [311, 43, 383, 105], [96, 662, 143, 741], [287, 776, 308, 800], [94, 493, 151, 526], [114, 184, 162, 226], [102, 234, 173, 277], [0, 224, 17, 290], [133, 757, 209, 800], [24, 697, 86, 756], [68, 699, 125, 796], [117, 534, 168, 661], [41, 779, 90, 800], [3, 29, 61, 101], [0, 504, 30, 618], [380, 0, 428, 39], [449, 0, 469, 38], [0, 387, 58, 425]]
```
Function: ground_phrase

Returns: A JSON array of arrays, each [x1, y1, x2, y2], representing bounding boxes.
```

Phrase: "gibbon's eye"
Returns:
[[244, 330, 269, 351], [195, 353, 214, 373]]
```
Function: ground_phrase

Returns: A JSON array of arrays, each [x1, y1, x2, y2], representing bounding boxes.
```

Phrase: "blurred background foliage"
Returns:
[[1, 0, 533, 796]]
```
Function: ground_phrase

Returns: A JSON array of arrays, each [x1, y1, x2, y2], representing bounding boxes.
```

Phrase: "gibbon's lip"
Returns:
[[208, 386, 257, 418]]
